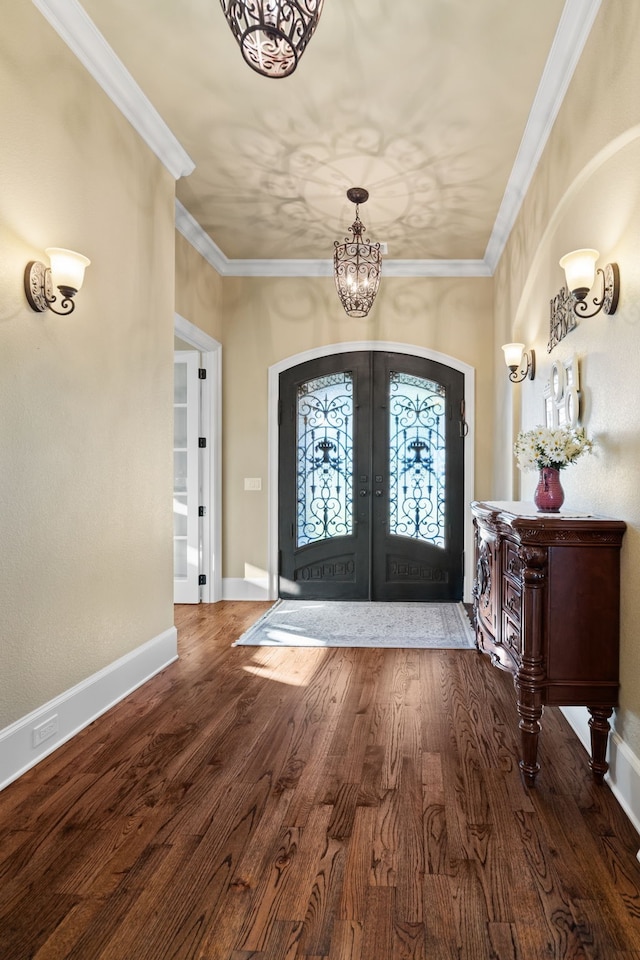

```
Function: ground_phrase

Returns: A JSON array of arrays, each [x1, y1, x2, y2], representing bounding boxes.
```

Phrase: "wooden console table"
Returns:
[[471, 500, 625, 786]]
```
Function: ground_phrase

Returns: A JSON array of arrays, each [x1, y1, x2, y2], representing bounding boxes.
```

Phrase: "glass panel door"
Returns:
[[173, 351, 200, 603], [279, 351, 465, 601], [388, 371, 447, 546], [279, 353, 371, 600], [297, 371, 354, 547], [372, 352, 464, 600]]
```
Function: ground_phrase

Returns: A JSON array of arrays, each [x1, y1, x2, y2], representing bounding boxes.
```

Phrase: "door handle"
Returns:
[[375, 489, 383, 497], [359, 489, 369, 497], [459, 398, 469, 436]]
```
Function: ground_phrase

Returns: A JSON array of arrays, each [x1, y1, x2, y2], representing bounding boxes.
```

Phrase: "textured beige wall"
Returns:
[[221, 274, 494, 578], [494, 0, 640, 753], [175, 232, 223, 342], [0, 3, 175, 728]]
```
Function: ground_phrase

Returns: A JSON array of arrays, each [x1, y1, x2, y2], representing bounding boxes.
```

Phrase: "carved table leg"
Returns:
[[516, 692, 544, 787], [587, 706, 613, 783], [515, 543, 547, 788]]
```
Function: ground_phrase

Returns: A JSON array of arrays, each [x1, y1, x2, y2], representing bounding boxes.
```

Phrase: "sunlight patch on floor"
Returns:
[[242, 644, 328, 686]]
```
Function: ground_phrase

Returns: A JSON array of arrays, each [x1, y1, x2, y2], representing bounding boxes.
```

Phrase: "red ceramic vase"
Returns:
[[534, 466, 564, 512]]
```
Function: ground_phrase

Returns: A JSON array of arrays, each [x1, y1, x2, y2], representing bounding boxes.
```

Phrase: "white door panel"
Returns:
[[174, 351, 200, 603]]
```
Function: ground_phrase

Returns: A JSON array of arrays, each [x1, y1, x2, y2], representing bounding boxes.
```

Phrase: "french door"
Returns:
[[173, 351, 201, 603], [278, 351, 465, 601]]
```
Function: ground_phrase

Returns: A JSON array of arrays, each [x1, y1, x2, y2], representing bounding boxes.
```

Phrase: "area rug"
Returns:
[[233, 600, 475, 649]]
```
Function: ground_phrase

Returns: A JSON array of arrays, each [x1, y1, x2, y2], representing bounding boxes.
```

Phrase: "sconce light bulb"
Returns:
[[559, 249, 598, 300], [45, 247, 91, 295], [501, 342, 525, 369]]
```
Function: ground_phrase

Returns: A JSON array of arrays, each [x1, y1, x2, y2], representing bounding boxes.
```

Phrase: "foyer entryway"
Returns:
[[278, 351, 465, 601]]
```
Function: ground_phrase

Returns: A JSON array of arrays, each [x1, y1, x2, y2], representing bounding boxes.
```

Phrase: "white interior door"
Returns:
[[174, 351, 200, 603]]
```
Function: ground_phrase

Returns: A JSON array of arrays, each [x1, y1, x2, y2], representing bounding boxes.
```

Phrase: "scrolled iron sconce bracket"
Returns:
[[25, 261, 77, 316], [502, 343, 536, 384], [573, 262, 619, 318], [508, 349, 536, 384]]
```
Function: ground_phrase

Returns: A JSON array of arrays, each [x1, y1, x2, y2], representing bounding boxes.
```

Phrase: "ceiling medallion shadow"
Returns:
[[219, 0, 324, 78], [334, 188, 382, 319]]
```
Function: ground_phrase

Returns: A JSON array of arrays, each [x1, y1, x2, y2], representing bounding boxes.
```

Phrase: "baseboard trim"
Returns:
[[0, 627, 178, 791], [560, 705, 640, 855], [222, 577, 271, 601]]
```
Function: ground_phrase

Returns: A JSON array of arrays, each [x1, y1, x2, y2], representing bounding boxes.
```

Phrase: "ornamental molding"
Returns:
[[515, 527, 622, 545]]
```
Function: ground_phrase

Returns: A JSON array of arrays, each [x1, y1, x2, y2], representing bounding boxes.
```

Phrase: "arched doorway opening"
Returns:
[[268, 341, 475, 601]]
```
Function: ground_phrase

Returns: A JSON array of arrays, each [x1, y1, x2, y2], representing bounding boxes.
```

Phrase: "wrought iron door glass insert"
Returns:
[[297, 372, 353, 547], [388, 371, 446, 546]]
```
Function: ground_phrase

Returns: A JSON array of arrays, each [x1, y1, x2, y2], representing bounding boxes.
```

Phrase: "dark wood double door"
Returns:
[[279, 351, 465, 601]]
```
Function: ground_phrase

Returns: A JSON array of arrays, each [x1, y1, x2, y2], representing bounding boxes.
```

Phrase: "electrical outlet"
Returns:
[[244, 477, 262, 491], [33, 714, 58, 748]]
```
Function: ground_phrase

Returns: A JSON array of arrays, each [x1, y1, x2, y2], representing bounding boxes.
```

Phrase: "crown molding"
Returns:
[[175, 201, 228, 273], [484, 0, 602, 271], [221, 258, 491, 278], [32, 0, 194, 180], [176, 202, 491, 278], [224, 258, 333, 277], [383, 260, 491, 278]]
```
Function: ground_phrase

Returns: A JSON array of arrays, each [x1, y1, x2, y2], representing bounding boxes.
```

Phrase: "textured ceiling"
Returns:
[[77, 0, 568, 264]]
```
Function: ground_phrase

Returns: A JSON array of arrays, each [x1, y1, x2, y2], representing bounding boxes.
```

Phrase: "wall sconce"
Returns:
[[502, 342, 536, 383], [559, 248, 619, 318], [24, 248, 91, 316]]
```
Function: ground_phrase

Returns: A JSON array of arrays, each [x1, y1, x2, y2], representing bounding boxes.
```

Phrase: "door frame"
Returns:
[[173, 349, 201, 603], [268, 341, 475, 602], [174, 313, 222, 603]]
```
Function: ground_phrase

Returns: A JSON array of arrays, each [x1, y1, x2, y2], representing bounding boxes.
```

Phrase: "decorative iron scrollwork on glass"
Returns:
[[388, 371, 446, 547], [297, 372, 354, 547]]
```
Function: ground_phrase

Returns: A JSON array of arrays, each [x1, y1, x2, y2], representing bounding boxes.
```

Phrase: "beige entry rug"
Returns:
[[233, 600, 475, 649]]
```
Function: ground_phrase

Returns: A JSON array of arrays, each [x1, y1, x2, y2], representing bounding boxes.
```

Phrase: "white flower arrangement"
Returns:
[[514, 425, 594, 472]]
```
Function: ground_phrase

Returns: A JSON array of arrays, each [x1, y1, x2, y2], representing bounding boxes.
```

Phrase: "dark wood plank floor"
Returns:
[[1, 601, 640, 959]]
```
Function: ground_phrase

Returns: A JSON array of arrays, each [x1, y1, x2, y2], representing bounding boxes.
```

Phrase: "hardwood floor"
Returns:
[[2, 601, 640, 959]]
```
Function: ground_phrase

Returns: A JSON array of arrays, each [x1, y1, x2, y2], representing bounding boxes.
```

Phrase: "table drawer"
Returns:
[[502, 610, 522, 659], [503, 539, 522, 581], [503, 576, 521, 624]]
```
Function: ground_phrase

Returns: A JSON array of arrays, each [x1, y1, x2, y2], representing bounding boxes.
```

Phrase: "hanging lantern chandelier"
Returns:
[[333, 188, 382, 319], [219, 0, 324, 78]]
